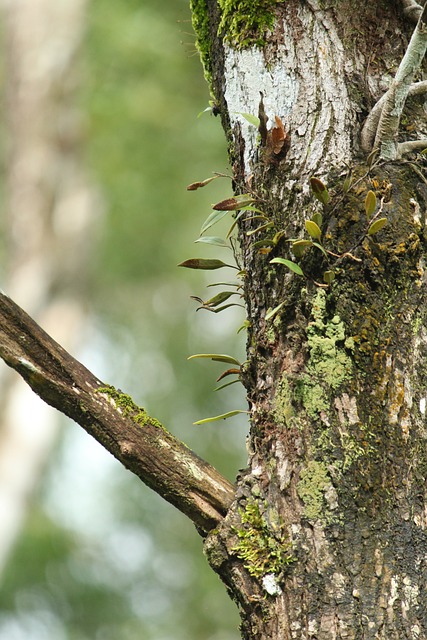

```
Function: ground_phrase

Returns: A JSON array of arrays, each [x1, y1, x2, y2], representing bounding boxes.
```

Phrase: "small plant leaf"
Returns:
[[367, 147, 379, 169], [323, 270, 335, 284], [188, 353, 241, 365], [237, 320, 251, 334], [292, 239, 313, 258], [270, 257, 304, 276], [312, 242, 328, 258], [252, 239, 275, 250], [216, 368, 241, 382], [187, 176, 219, 191], [193, 410, 248, 425], [237, 112, 261, 127], [212, 194, 254, 211], [309, 177, 330, 205], [365, 190, 377, 217], [214, 379, 241, 392], [178, 258, 236, 270], [200, 209, 230, 234], [195, 236, 229, 247], [202, 291, 237, 307], [246, 222, 274, 236], [305, 220, 322, 241], [265, 302, 284, 321], [312, 212, 323, 228], [272, 230, 286, 245], [368, 217, 387, 235], [343, 176, 352, 193]]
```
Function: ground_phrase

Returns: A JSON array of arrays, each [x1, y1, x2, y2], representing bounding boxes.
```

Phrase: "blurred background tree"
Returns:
[[0, 0, 247, 638]]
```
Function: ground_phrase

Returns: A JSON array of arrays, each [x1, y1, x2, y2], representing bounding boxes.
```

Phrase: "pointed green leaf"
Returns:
[[265, 302, 285, 321], [368, 217, 387, 235], [367, 147, 379, 169], [312, 241, 328, 258], [200, 209, 230, 234], [203, 291, 237, 307], [312, 212, 323, 228], [214, 379, 241, 392], [207, 281, 240, 288], [237, 112, 261, 127], [270, 257, 304, 276], [246, 222, 274, 236], [343, 176, 352, 193], [193, 410, 248, 425], [309, 177, 330, 205], [365, 190, 377, 217], [188, 353, 241, 365], [178, 258, 236, 270], [305, 220, 322, 241], [195, 236, 229, 247]]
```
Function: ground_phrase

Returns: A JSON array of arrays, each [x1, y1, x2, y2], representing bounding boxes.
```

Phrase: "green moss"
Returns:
[[231, 499, 294, 579], [190, 0, 284, 82], [298, 290, 353, 417], [97, 385, 163, 429], [297, 460, 333, 522], [190, 0, 213, 84], [218, 0, 284, 48]]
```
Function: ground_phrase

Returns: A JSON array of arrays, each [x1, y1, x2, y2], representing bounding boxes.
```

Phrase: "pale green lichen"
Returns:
[[298, 290, 354, 417], [97, 385, 163, 429], [297, 460, 332, 522], [232, 499, 295, 579], [272, 373, 295, 426]]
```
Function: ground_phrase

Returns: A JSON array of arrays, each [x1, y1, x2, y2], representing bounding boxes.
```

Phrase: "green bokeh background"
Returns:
[[0, 1, 247, 638]]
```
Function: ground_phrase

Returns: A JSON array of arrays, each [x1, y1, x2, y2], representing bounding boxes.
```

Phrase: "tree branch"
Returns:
[[371, 2, 427, 159], [0, 291, 235, 535], [361, 80, 427, 152]]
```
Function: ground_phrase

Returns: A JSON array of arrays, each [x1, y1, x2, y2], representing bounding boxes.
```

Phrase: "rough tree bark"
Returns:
[[1, 1, 427, 638]]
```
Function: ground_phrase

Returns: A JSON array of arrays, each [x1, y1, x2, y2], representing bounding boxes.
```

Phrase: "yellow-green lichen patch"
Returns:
[[298, 290, 354, 417], [97, 385, 163, 429], [297, 460, 333, 522], [272, 373, 295, 426], [231, 499, 294, 580]]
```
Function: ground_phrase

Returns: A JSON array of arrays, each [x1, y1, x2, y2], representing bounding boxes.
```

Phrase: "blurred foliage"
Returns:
[[0, 0, 247, 638]]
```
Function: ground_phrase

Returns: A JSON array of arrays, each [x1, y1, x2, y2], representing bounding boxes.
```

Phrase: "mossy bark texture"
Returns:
[[195, 1, 427, 638]]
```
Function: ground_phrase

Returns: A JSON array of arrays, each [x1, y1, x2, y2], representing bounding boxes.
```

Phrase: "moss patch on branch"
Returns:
[[97, 384, 163, 429]]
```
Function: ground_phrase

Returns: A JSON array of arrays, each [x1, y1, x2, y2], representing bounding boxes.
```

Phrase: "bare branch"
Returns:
[[0, 291, 235, 535]]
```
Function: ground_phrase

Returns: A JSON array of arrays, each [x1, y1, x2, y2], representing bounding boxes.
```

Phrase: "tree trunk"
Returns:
[[1, 1, 427, 638], [192, 1, 427, 638]]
